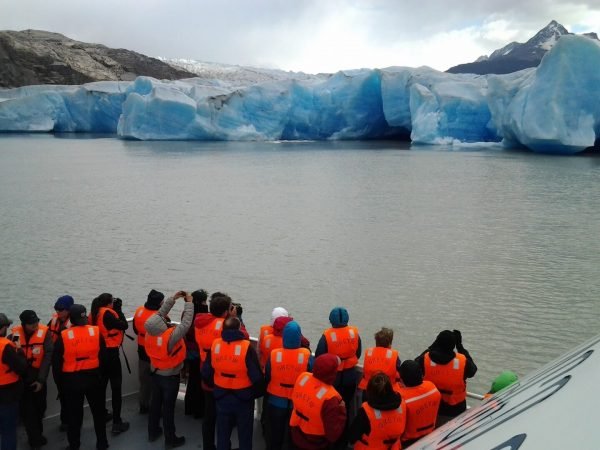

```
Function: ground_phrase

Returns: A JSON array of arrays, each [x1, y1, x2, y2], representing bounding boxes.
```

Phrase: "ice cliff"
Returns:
[[0, 35, 598, 154]]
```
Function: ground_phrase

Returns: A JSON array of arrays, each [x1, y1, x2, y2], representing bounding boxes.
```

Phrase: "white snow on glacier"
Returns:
[[0, 35, 598, 154]]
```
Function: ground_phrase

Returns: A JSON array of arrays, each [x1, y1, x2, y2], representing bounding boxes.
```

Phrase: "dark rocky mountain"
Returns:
[[447, 20, 599, 75], [0, 29, 195, 88]]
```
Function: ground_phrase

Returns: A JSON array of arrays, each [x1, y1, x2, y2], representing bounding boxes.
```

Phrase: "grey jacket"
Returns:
[[144, 296, 194, 376]]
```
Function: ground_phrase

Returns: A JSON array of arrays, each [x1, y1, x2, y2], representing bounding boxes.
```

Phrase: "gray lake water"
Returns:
[[1, 134, 599, 394]]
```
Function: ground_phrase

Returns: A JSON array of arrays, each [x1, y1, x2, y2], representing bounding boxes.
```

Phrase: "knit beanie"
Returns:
[[271, 307, 289, 326], [145, 289, 165, 310], [54, 295, 75, 310], [328, 307, 349, 327], [312, 353, 339, 385], [273, 316, 293, 336], [400, 360, 423, 387]]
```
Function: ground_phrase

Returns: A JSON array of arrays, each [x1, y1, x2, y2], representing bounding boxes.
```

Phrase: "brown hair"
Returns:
[[366, 372, 394, 403], [374, 327, 394, 348]]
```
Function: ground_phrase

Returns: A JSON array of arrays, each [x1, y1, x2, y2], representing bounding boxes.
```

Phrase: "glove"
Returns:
[[453, 329, 463, 346], [113, 298, 123, 311]]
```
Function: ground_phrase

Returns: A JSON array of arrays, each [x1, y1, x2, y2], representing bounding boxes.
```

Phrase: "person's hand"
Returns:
[[30, 381, 43, 392], [174, 291, 184, 299], [453, 329, 463, 346]]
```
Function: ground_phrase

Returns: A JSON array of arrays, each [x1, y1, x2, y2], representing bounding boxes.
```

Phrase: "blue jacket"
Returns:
[[201, 328, 265, 402], [265, 321, 314, 409]]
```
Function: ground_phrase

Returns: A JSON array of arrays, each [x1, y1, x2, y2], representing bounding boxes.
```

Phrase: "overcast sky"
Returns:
[[1, 0, 599, 73]]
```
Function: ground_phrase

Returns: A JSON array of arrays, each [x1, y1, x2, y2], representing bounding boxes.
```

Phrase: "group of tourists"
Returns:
[[0, 289, 482, 450]]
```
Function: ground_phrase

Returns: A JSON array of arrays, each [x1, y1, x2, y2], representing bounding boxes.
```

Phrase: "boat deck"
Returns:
[[18, 390, 265, 449]]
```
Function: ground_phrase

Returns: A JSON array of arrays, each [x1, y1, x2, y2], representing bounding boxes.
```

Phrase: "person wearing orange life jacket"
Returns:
[[397, 360, 441, 447], [265, 320, 314, 450], [52, 304, 108, 450], [194, 292, 247, 450], [182, 289, 208, 419], [289, 353, 346, 450], [0, 313, 27, 450], [132, 289, 164, 414], [358, 327, 402, 399], [315, 306, 361, 447], [47, 295, 73, 432], [144, 290, 194, 449], [8, 310, 53, 450], [349, 372, 406, 450], [202, 316, 264, 450], [258, 306, 289, 370], [415, 330, 477, 425], [260, 315, 294, 369], [90, 293, 130, 434]]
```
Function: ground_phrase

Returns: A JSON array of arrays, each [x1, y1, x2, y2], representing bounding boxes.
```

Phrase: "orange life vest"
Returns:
[[423, 352, 467, 406], [358, 347, 399, 390], [267, 347, 311, 399], [354, 401, 406, 450], [323, 326, 359, 371], [399, 380, 441, 441], [61, 326, 100, 373], [48, 313, 71, 343], [211, 338, 252, 390], [10, 324, 48, 369], [258, 324, 274, 369], [145, 327, 186, 371], [195, 316, 224, 363], [0, 337, 20, 385], [133, 306, 156, 347], [260, 333, 283, 370], [289, 372, 342, 436], [97, 307, 124, 348]]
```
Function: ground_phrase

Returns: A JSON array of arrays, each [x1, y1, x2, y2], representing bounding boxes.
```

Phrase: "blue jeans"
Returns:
[[0, 402, 19, 450], [216, 395, 254, 450], [149, 373, 180, 442]]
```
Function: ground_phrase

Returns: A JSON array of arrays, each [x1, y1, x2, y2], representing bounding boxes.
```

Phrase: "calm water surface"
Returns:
[[1, 134, 599, 394]]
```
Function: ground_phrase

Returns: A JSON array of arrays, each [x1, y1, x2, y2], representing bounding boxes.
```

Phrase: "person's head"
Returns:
[[490, 371, 518, 394], [282, 321, 302, 349], [328, 307, 349, 327], [270, 307, 289, 326], [91, 293, 113, 324], [312, 353, 340, 385], [273, 316, 293, 336], [399, 360, 423, 387], [69, 304, 89, 326], [223, 316, 241, 331], [191, 289, 209, 315], [19, 310, 40, 334], [145, 289, 164, 311], [54, 295, 74, 321], [374, 327, 394, 348], [209, 294, 232, 318], [366, 372, 396, 405], [0, 313, 13, 337], [432, 330, 456, 352]]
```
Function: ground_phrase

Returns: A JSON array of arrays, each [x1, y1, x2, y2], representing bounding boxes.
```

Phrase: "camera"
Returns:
[[231, 302, 243, 317]]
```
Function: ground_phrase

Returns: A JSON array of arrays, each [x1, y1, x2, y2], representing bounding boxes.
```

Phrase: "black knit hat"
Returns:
[[400, 360, 423, 387], [145, 289, 165, 310]]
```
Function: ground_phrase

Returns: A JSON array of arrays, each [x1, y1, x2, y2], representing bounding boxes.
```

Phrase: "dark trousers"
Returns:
[[21, 383, 47, 446], [138, 358, 152, 411], [216, 395, 254, 450], [64, 373, 108, 450], [149, 373, 180, 442], [202, 389, 217, 450], [52, 366, 68, 425], [267, 404, 292, 450], [0, 402, 18, 450], [333, 369, 357, 450], [102, 348, 123, 422], [184, 359, 204, 417]]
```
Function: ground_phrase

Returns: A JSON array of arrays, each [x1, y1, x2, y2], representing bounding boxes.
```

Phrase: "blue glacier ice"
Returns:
[[1, 35, 598, 154]]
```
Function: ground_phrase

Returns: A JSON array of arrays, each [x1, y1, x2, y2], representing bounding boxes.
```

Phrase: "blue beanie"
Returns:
[[329, 307, 349, 327], [55, 295, 74, 310]]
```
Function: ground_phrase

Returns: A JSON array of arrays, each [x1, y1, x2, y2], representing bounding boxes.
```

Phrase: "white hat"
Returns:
[[271, 307, 289, 326]]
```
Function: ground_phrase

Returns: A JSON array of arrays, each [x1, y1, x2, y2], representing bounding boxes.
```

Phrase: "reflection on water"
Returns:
[[0, 135, 599, 394]]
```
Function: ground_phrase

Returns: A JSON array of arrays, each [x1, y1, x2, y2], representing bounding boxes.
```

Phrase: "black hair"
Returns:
[[209, 294, 232, 317], [91, 293, 113, 325], [366, 372, 395, 404]]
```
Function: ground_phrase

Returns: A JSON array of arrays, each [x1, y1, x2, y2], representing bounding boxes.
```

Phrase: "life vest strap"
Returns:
[[75, 356, 90, 361], [439, 389, 453, 395], [279, 382, 294, 388], [296, 410, 310, 421], [220, 372, 237, 378], [416, 423, 435, 432]]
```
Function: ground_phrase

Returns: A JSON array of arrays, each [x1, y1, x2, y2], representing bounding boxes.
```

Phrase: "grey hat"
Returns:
[[0, 313, 13, 327]]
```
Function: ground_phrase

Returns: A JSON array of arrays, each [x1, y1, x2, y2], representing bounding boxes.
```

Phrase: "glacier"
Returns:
[[0, 35, 599, 154]]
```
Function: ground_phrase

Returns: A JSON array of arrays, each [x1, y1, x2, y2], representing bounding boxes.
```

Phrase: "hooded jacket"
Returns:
[[265, 321, 314, 408], [290, 353, 346, 450], [144, 296, 193, 376], [415, 330, 477, 417]]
